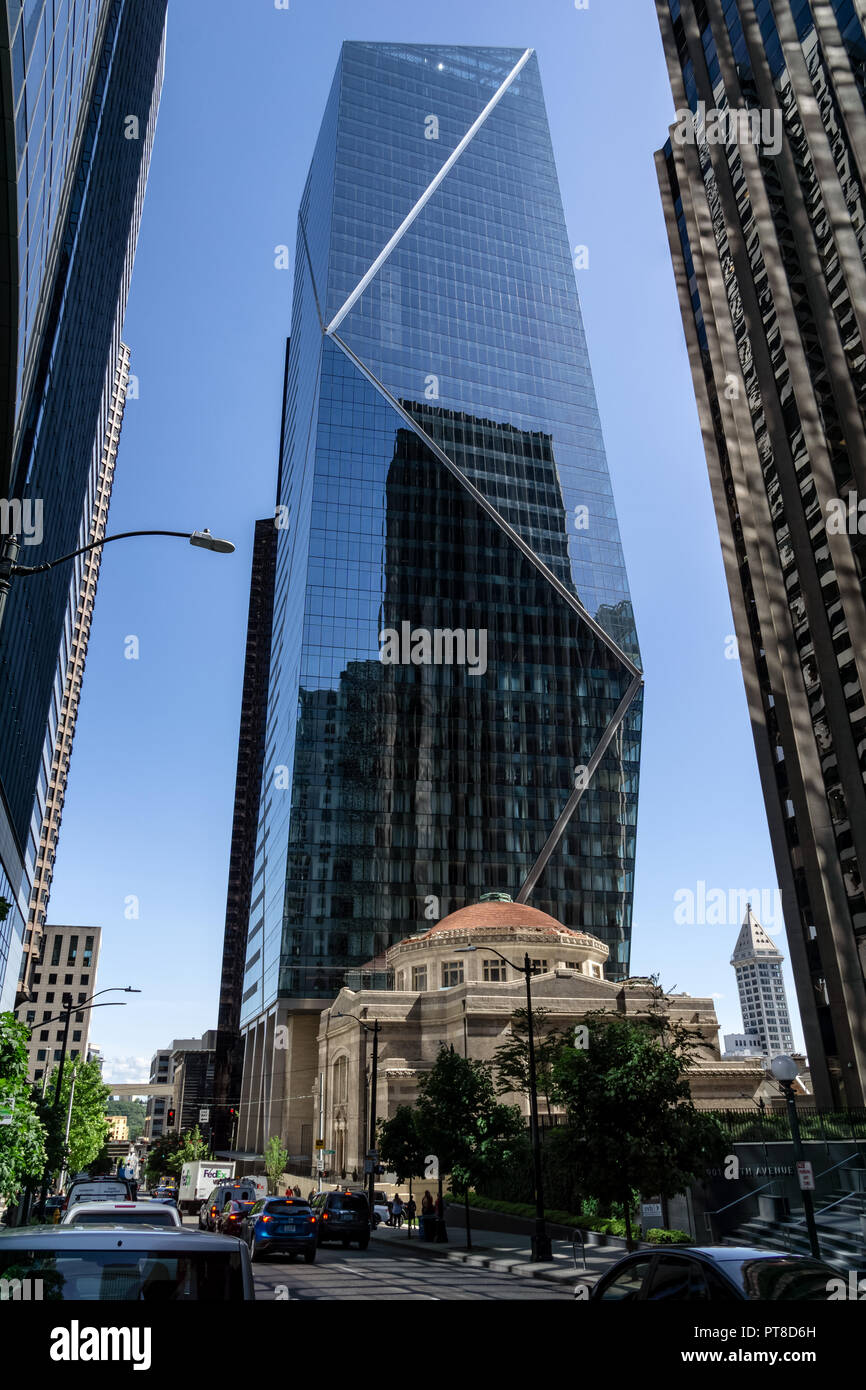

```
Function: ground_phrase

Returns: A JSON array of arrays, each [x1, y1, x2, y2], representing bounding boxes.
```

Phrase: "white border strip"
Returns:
[[325, 48, 534, 336]]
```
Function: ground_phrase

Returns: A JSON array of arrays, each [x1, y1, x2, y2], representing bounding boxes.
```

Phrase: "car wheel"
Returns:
[[358, 1236, 370, 1251], [303, 1248, 316, 1265]]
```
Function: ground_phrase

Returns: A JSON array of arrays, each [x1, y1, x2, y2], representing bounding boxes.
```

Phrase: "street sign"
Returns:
[[314, 1139, 324, 1150], [641, 1203, 663, 1224], [0, 1098, 14, 1126], [324, 1149, 335, 1155], [316, 1155, 324, 1171], [198, 1108, 209, 1123], [796, 1161, 815, 1191]]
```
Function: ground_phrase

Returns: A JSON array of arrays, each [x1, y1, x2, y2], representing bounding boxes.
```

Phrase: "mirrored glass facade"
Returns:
[[0, 0, 167, 1007], [241, 44, 642, 1027]]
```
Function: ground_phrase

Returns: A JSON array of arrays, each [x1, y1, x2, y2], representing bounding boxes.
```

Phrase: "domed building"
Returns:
[[314, 894, 765, 1179]]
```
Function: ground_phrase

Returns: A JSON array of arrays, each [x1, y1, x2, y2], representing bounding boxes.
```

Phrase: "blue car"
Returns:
[[239, 1197, 317, 1264]]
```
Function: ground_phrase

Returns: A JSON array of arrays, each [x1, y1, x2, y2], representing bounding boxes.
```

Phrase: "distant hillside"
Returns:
[[104, 1098, 147, 1141]]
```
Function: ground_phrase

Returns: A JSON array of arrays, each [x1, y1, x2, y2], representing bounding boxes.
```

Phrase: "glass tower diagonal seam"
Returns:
[[235, 43, 641, 1160]]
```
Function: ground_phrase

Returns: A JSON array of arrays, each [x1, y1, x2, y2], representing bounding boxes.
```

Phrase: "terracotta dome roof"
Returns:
[[417, 899, 594, 941]]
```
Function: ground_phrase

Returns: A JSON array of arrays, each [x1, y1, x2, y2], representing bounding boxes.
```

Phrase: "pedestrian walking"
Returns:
[[420, 1190, 435, 1241], [391, 1194, 404, 1228]]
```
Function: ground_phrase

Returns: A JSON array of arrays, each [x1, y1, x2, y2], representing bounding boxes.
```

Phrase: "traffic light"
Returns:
[[166, 1108, 175, 1127]]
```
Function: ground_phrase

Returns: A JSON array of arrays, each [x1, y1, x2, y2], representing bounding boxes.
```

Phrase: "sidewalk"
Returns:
[[371, 1216, 631, 1289]]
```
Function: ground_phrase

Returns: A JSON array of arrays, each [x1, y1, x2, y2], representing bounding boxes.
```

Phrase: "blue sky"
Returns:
[[47, 0, 803, 1085]]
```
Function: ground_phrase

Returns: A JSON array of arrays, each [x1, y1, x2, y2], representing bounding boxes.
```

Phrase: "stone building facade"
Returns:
[[314, 899, 765, 1178]]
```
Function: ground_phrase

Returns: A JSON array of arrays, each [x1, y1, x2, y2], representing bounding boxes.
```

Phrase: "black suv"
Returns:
[[311, 1189, 370, 1249], [200, 1183, 258, 1232]]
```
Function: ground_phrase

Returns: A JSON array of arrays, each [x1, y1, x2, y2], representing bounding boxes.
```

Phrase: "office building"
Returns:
[[15, 342, 129, 1005], [655, 0, 866, 1105], [212, 516, 279, 1153], [14, 923, 100, 1080], [168, 1032, 218, 1138], [0, 0, 168, 1007], [235, 43, 642, 1157], [143, 1048, 172, 1142]]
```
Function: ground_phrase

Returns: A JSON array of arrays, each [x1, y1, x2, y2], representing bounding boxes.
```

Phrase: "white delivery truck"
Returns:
[[178, 1160, 236, 1215]]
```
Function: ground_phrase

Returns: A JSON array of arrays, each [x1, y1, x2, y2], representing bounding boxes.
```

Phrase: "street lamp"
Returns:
[[769, 1054, 821, 1259], [335, 1012, 380, 1218], [456, 944, 553, 1262], [0, 527, 235, 626]]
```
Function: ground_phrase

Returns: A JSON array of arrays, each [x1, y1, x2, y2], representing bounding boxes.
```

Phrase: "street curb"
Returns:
[[371, 1231, 599, 1288]]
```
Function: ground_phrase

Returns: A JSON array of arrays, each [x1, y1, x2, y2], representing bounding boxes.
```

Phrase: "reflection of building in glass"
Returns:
[[656, 0, 866, 1106], [236, 44, 641, 1160], [0, 1, 168, 1008]]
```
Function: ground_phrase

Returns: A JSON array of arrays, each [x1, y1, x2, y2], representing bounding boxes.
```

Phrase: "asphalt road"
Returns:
[[251, 1244, 573, 1301]]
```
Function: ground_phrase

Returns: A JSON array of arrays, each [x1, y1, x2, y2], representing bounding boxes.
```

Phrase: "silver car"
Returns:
[[0, 1226, 255, 1300]]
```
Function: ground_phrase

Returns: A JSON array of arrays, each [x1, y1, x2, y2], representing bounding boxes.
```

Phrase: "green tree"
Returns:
[[263, 1135, 289, 1194], [145, 1132, 184, 1184], [378, 1105, 427, 1185], [178, 1125, 209, 1162], [45, 1057, 111, 1178], [0, 1013, 47, 1203], [549, 1009, 727, 1248], [414, 1045, 524, 1248], [492, 1007, 568, 1115]]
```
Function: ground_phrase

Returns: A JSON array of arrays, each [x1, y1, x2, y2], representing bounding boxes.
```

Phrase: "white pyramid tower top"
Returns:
[[730, 903, 784, 965]]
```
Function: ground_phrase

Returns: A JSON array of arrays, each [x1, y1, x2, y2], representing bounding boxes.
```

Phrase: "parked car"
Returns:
[[0, 1226, 255, 1300], [587, 1247, 842, 1301], [310, 1189, 370, 1249], [371, 1202, 390, 1229], [62, 1177, 134, 1215], [240, 1197, 317, 1263], [62, 1201, 182, 1228], [216, 1200, 255, 1236], [199, 1183, 258, 1232]]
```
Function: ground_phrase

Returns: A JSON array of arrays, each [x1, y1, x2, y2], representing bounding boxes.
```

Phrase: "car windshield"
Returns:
[[328, 1195, 367, 1212], [0, 1249, 244, 1300], [69, 1211, 177, 1227], [69, 1185, 127, 1203], [720, 1257, 836, 1300], [264, 1201, 311, 1215]]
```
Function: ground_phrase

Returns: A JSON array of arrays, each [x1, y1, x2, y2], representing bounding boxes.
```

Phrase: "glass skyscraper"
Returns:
[[0, 0, 167, 1007], [236, 43, 641, 1154]]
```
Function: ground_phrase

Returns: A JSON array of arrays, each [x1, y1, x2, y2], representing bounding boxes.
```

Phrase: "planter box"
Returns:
[[583, 1230, 606, 1247]]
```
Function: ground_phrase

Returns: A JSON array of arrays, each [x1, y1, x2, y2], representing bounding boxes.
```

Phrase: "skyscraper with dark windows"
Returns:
[[655, 0, 866, 1105], [236, 43, 642, 1158], [211, 513, 280, 1154], [0, 0, 167, 1008]]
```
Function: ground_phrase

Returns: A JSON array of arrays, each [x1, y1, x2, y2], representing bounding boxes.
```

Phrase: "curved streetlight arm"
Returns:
[[9, 530, 222, 576], [36, 1000, 127, 1028]]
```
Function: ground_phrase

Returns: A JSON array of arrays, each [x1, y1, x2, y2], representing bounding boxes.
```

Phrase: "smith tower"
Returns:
[[655, 0, 866, 1105], [237, 45, 642, 1156]]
